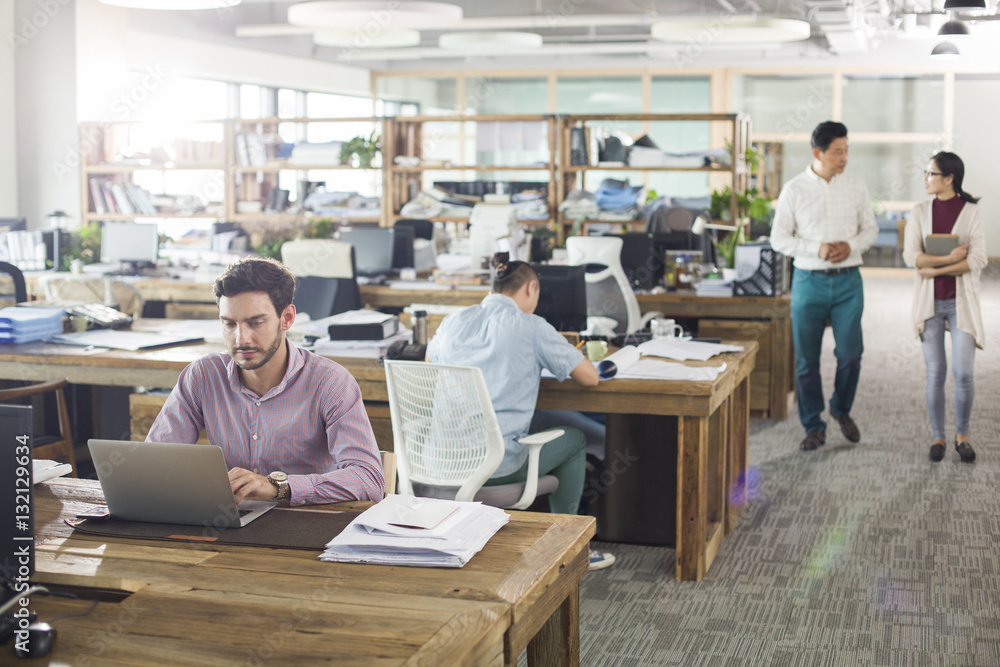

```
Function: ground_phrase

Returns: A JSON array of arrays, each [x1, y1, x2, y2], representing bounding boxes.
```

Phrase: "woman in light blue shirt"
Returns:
[[427, 253, 599, 515]]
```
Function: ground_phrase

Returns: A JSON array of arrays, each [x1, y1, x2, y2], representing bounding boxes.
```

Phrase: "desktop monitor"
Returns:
[[338, 227, 395, 277], [1, 405, 33, 586], [531, 263, 588, 333], [391, 224, 415, 270], [101, 222, 159, 269]]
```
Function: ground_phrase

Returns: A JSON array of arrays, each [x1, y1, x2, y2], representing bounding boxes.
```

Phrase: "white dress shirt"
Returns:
[[770, 166, 878, 270]]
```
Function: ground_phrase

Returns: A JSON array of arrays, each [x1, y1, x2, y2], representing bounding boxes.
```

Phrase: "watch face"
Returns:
[[268, 471, 288, 483]]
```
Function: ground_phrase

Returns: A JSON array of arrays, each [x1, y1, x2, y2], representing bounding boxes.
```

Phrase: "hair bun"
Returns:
[[491, 252, 511, 278]]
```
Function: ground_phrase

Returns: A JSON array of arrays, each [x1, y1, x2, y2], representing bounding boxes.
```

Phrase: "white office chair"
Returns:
[[37, 274, 144, 318], [383, 360, 561, 510], [567, 235, 657, 335]]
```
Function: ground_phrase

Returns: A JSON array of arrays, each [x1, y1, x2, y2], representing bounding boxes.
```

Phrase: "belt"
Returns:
[[800, 266, 858, 276]]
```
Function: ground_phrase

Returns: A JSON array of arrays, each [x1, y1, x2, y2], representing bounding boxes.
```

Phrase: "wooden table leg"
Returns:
[[727, 376, 750, 534], [525, 587, 580, 667], [676, 415, 708, 581]]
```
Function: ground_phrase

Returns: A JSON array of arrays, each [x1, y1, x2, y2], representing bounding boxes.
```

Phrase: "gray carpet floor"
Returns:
[[577, 266, 1000, 666]]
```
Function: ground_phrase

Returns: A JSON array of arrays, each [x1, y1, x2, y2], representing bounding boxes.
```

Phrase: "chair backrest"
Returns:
[[0, 261, 28, 304], [566, 235, 642, 334], [394, 219, 435, 241], [282, 240, 361, 319], [383, 360, 504, 503], [281, 239, 355, 279], [37, 274, 144, 318], [0, 378, 76, 477]]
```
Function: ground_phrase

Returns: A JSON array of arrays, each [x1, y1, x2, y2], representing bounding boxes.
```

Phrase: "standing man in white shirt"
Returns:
[[770, 121, 878, 451]]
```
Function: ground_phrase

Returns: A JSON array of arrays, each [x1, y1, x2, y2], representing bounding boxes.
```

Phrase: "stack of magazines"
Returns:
[[319, 495, 509, 568]]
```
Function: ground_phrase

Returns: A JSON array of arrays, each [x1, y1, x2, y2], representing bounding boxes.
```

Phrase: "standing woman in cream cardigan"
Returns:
[[903, 151, 986, 463]]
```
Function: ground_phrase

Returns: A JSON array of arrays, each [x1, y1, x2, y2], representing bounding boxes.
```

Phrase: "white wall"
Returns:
[[0, 3, 19, 216], [954, 76, 1000, 259], [14, 0, 79, 229]]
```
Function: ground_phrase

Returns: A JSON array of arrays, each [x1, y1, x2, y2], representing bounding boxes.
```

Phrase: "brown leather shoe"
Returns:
[[830, 412, 860, 443], [799, 428, 826, 451]]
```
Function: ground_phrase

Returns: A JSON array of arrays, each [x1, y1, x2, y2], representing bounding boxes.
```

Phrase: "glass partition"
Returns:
[[377, 76, 458, 115], [733, 74, 834, 135], [842, 75, 943, 133]]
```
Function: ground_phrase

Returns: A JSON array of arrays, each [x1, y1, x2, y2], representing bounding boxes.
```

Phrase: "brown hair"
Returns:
[[491, 252, 537, 295], [213, 256, 295, 315]]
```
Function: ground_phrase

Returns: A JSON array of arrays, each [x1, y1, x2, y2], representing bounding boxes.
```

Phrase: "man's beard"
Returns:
[[231, 324, 283, 371]]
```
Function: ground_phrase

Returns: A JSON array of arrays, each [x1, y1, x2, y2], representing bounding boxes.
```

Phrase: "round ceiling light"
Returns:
[[314, 28, 421, 48], [651, 17, 811, 44], [439, 31, 543, 51], [931, 41, 961, 59], [937, 20, 970, 37], [288, 1, 462, 30], [99, 0, 241, 8]]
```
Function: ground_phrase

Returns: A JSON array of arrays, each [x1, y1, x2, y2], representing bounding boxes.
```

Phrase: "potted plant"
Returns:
[[339, 131, 381, 168], [710, 222, 744, 279]]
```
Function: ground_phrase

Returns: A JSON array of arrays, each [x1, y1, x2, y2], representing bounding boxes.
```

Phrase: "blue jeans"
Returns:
[[921, 299, 976, 440], [790, 268, 864, 433], [486, 426, 586, 515]]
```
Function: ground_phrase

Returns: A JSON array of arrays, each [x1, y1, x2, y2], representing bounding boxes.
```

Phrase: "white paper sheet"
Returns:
[[637, 338, 743, 362]]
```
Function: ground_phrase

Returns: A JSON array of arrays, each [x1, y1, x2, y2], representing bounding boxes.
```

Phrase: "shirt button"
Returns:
[[252, 434, 258, 440], [256, 401, 261, 406], [253, 468, 258, 474]]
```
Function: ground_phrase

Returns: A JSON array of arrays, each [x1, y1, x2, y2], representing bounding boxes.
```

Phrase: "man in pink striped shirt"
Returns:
[[147, 257, 384, 505]]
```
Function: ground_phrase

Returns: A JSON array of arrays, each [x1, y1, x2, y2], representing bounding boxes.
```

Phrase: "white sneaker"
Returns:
[[588, 551, 616, 571]]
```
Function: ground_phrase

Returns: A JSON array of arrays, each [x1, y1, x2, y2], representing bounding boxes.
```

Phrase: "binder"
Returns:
[[326, 310, 400, 341]]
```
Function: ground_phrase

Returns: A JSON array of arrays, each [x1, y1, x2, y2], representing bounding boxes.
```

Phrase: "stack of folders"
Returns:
[[319, 494, 509, 568], [0, 307, 64, 343]]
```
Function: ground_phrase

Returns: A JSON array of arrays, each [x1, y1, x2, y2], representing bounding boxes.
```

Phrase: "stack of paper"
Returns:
[[33, 459, 74, 484], [319, 495, 509, 568], [595, 345, 727, 381], [638, 338, 743, 362], [0, 307, 65, 343], [694, 278, 734, 298]]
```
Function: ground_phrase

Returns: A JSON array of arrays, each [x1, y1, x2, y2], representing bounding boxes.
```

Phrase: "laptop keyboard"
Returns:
[[238, 509, 253, 517]]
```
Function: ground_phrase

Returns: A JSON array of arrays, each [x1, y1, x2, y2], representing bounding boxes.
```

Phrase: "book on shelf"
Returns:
[[89, 178, 158, 216], [924, 234, 958, 256]]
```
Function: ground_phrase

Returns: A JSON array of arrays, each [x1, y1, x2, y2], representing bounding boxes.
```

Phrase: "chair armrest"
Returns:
[[510, 429, 564, 510]]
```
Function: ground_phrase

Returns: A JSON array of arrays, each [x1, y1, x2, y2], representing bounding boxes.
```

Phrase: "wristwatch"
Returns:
[[267, 471, 290, 500]]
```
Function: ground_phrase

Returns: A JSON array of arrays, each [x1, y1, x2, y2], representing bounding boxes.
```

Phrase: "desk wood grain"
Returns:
[[29, 478, 594, 666]]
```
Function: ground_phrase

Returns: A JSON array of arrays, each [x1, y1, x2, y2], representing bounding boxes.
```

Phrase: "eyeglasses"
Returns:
[[924, 170, 944, 177]]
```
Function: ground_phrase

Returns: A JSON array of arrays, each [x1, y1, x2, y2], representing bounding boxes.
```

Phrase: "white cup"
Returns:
[[651, 318, 683, 339]]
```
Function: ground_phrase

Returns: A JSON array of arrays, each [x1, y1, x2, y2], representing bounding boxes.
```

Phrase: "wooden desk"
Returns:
[[0, 327, 754, 581], [637, 292, 793, 419], [28, 477, 594, 665]]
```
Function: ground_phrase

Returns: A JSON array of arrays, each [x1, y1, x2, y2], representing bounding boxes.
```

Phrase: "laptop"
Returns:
[[87, 439, 277, 528]]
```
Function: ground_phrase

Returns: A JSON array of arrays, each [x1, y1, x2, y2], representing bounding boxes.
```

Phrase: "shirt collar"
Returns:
[[804, 164, 842, 185], [481, 292, 519, 310]]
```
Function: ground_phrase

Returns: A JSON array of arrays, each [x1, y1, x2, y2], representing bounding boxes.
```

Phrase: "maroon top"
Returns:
[[931, 196, 965, 301]]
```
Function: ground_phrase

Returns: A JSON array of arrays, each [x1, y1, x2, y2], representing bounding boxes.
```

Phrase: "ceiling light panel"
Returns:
[[651, 17, 811, 44], [99, 0, 241, 8], [288, 1, 462, 30], [439, 31, 543, 51], [314, 28, 421, 47]]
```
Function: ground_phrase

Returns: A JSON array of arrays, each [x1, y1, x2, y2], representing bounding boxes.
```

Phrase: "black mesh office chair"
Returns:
[[394, 219, 435, 241], [0, 261, 28, 304]]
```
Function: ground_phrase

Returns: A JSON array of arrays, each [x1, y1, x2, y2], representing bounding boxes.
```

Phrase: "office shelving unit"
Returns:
[[79, 120, 228, 226], [383, 114, 558, 228], [229, 116, 386, 227], [556, 113, 751, 238]]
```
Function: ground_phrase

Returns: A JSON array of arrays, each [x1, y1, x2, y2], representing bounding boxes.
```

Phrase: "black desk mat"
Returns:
[[66, 507, 358, 550]]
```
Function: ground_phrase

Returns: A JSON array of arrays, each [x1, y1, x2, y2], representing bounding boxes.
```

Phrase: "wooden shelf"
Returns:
[[562, 165, 734, 173], [230, 212, 381, 224], [83, 213, 223, 221], [85, 163, 225, 173], [234, 164, 378, 173], [392, 165, 551, 172]]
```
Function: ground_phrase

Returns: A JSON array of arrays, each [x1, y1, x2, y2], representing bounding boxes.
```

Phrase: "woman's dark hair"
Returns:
[[213, 256, 296, 315], [491, 252, 537, 295], [931, 151, 980, 204], [811, 121, 848, 152]]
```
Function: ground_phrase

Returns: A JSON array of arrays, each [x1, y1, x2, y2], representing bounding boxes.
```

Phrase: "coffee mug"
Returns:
[[585, 340, 608, 361], [651, 318, 683, 339]]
